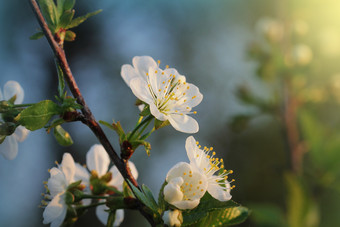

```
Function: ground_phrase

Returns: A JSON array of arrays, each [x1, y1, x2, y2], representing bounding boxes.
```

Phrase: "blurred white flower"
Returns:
[[121, 56, 203, 133], [43, 153, 76, 227], [291, 44, 313, 66], [256, 17, 284, 42], [185, 136, 233, 202], [162, 210, 182, 227], [84, 144, 138, 226], [0, 81, 29, 160], [164, 162, 208, 210], [293, 19, 309, 36]]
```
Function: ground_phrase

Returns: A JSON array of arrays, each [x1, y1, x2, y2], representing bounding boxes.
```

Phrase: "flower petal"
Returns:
[[86, 144, 110, 177], [74, 163, 90, 187], [0, 135, 18, 160], [121, 64, 139, 86], [132, 56, 157, 78], [182, 83, 203, 108], [164, 177, 184, 204], [43, 193, 67, 226], [96, 204, 124, 226], [3, 81, 24, 104], [168, 114, 199, 133], [13, 126, 29, 142], [59, 153, 76, 184], [108, 161, 138, 191], [130, 78, 154, 104], [48, 168, 67, 197], [149, 102, 167, 121], [207, 179, 232, 201], [185, 136, 197, 164], [172, 199, 200, 210], [166, 162, 192, 182]]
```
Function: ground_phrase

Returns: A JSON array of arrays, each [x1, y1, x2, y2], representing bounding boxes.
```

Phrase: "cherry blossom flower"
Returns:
[[164, 162, 208, 210], [83, 144, 138, 226], [0, 81, 29, 160], [185, 136, 233, 201], [43, 153, 77, 227], [121, 56, 203, 133]]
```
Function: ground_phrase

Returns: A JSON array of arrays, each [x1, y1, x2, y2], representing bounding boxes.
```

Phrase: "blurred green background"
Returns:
[[1, 0, 340, 226]]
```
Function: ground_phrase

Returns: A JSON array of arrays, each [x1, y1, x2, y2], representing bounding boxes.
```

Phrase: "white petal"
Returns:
[[130, 78, 154, 104], [43, 193, 67, 226], [164, 178, 184, 204], [172, 199, 200, 210], [48, 168, 67, 197], [207, 180, 232, 201], [74, 163, 90, 187], [0, 88, 3, 100], [149, 103, 167, 121], [185, 136, 197, 164], [59, 153, 76, 184], [96, 205, 125, 227], [3, 81, 24, 104], [121, 64, 139, 86], [0, 135, 18, 160], [108, 161, 138, 191], [132, 56, 157, 78], [13, 126, 29, 142], [86, 144, 110, 177], [182, 83, 203, 108], [168, 114, 199, 133], [166, 162, 192, 182]]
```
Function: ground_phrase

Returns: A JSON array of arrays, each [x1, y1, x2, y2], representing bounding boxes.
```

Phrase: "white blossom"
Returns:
[[164, 162, 208, 210], [43, 153, 77, 227], [256, 17, 284, 42], [291, 44, 313, 66], [0, 81, 29, 160], [185, 136, 233, 201], [121, 56, 203, 133]]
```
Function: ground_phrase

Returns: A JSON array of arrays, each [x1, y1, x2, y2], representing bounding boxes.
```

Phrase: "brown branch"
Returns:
[[28, 1, 156, 225]]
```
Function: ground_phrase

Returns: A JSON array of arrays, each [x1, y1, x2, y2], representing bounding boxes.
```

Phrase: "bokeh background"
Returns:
[[1, 0, 340, 226]]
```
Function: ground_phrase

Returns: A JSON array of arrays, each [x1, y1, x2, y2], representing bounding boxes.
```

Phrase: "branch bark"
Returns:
[[28, 0, 156, 225]]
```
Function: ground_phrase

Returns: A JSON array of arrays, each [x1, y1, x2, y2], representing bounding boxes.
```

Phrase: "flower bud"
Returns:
[[162, 210, 183, 227], [100, 171, 112, 183]]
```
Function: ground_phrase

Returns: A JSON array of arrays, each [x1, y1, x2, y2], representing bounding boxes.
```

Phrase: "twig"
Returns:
[[28, 1, 156, 225]]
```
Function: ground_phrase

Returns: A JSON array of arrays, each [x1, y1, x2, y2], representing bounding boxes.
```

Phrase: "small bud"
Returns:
[[100, 171, 112, 183], [0, 100, 10, 112], [162, 210, 183, 227], [121, 140, 134, 160]]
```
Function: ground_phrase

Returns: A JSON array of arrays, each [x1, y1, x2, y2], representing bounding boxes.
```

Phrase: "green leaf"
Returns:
[[99, 120, 126, 142], [53, 125, 73, 146], [56, 0, 66, 16], [182, 193, 240, 226], [154, 119, 170, 130], [66, 9, 102, 29], [38, 0, 59, 26], [127, 181, 159, 214], [64, 30, 76, 42], [15, 100, 60, 131], [63, 0, 76, 11], [142, 184, 159, 214], [59, 10, 75, 28], [189, 206, 250, 227], [30, 32, 44, 40], [131, 140, 151, 156], [158, 181, 167, 214], [123, 181, 135, 198]]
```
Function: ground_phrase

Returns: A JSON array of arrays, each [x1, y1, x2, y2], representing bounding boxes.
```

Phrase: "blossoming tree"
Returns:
[[0, 0, 249, 226]]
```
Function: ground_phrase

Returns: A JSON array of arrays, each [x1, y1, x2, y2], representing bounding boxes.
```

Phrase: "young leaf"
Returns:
[[15, 100, 60, 131], [64, 30, 76, 42], [182, 193, 240, 226], [53, 125, 73, 146], [63, 0, 76, 11], [38, 0, 58, 26], [66, 10, 102, 29], [56, 0, 66, 16], [187, 206, 250, 227], [59, 10, 75, 28], [142, 184, 159, 214], [30, 32, 44, 40], [158, 181, 167, 214]]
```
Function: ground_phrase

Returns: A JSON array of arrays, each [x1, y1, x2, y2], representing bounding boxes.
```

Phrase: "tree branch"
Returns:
[[28, 1, 156, 225]]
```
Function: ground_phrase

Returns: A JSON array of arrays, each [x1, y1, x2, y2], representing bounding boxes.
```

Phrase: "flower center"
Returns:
[[180, 170, 206, 200]]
